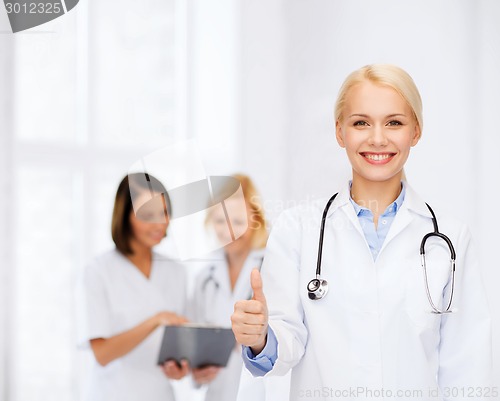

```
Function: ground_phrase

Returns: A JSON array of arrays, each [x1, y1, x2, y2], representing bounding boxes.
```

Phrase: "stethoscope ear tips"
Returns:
[[307, 278, 329, 300]]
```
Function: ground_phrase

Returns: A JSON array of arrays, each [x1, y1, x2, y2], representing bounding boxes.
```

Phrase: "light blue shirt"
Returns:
[[350, 181, 406, 261], [242, 183, 406, 376]]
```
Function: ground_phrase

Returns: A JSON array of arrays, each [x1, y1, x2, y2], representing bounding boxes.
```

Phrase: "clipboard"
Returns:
[[157, 324, 236, 368]]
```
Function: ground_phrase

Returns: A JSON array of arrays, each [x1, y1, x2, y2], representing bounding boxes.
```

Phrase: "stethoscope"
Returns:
[[201, 256, 265, 299], [201, 265, 220, 293], [307, 193, 457, 314]]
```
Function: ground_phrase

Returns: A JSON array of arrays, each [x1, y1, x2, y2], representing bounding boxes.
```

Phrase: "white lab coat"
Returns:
[[76, 249, 187, 401], [191, 248, 290, 401], [259, 182, 492, 401]]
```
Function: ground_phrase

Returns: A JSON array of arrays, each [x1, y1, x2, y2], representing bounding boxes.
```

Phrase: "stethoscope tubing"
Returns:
[[315, 193, 338, 278]]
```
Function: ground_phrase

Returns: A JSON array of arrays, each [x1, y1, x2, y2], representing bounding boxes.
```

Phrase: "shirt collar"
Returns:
[[349, 180, 406, 216], [326, 180, 432, 219]]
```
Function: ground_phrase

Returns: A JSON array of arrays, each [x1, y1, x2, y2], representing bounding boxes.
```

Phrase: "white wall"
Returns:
[[477, 0, 500, 388], [190, 0, 242, 173], [0, 27, 14, 401], [238, 0, 289, 222]]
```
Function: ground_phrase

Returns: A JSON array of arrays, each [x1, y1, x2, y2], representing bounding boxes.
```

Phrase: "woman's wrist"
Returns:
[[250, 335, 267, 356], [152, 313, 164, 328]]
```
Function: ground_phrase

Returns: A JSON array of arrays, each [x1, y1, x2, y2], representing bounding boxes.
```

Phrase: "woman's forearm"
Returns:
[[90, 315, 160, 366], [90, 311, 187, 366]]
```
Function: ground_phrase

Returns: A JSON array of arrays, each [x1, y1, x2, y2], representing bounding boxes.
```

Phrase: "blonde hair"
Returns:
[[235, 174, 268, 248], [334, 64, 423, 132], [206, 173, 268, 249]]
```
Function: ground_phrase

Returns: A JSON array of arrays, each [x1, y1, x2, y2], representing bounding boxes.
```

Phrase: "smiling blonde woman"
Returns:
[[231, 64, 492, 401]]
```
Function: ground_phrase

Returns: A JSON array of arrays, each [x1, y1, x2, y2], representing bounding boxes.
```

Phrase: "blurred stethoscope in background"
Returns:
[[201, 265, 220, 293], [307, 193, 457, 314], [202, 256, 265, 300]]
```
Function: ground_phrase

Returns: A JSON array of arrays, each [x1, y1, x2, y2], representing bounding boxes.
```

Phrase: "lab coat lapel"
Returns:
[[341, 203, 365, 239], [214, 250, 231, 296], [326, 183, 365, 239], [379, 183, 432, 255], [233, 249, 264, 300], [379, 205, 413, 255]]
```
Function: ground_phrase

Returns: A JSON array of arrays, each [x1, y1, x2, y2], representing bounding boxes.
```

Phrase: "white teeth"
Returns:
[[365, 154, 391, 161]]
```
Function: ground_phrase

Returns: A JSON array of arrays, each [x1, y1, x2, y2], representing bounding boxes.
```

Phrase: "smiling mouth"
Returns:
[[361, 152, 395, 161], [150, 232, 165, 239]]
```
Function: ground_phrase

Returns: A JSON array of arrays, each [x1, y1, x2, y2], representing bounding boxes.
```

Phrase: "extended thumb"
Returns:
[[251, 268, 266, 303]]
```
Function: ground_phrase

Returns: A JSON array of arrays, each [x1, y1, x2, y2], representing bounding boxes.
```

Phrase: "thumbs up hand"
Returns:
[[250, 267, 267, 304], [231, 268, 269, 355]]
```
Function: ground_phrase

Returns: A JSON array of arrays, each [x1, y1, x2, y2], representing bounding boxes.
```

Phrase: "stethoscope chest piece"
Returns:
[[307, 278, 329, 300]]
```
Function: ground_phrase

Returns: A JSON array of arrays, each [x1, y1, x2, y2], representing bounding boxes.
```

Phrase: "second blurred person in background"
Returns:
[[190, 174, 289, 401]]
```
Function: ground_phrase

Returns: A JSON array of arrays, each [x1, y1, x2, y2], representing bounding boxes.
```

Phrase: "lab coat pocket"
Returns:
[[404, 252, 451, 331]]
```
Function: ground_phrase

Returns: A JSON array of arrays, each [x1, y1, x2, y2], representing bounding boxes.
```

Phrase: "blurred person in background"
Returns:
[[76, 172, 190, 401], [190, 173, 290, 401]]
